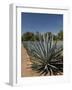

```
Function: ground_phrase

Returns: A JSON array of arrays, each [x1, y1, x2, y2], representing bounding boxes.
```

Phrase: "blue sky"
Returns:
[[21, 12, 63, 34]]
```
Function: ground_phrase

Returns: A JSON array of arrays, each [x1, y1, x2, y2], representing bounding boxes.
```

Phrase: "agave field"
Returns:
[[22, 33, 63, 76]]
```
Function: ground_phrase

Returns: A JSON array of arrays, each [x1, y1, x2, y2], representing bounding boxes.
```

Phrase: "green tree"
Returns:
[[21, 32, 35, 41], [57, 30, 63, 40], [53, 35, 58, 41]]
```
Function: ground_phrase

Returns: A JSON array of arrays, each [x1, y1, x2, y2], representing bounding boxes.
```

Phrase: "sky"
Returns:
[[21, 12, 63, 34]]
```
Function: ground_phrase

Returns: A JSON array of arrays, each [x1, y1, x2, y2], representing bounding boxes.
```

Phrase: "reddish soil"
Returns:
[[21, 45, 40, 77]]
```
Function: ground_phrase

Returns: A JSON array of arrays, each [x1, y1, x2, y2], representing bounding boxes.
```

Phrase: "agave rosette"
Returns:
[[27, 33, 63, 76]]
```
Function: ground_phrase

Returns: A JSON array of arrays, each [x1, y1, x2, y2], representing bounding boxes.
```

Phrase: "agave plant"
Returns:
[[27, 33, 63, 76]]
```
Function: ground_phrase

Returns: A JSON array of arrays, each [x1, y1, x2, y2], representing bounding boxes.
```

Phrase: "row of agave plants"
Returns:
[[22, 33, 63, 76]]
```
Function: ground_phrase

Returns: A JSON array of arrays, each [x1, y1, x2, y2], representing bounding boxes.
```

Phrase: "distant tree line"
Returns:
[[21, 30, 63, 42]]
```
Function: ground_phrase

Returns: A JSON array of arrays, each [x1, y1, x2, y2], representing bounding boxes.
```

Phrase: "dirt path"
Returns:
[[21, 45, 40, 77]]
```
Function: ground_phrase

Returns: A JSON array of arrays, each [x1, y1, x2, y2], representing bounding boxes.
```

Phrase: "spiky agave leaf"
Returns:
[[27, 33, 63, 76]]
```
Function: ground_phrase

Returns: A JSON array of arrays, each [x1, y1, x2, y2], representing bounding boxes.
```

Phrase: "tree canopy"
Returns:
[[21, 30, 63, 42]]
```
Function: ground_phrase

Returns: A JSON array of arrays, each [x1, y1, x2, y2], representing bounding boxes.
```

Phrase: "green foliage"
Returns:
[[27, 34, 63, 76], [21, 32, 35, 41], [21, 30, 63, 42], [57, 30, 63, 40], [53, 35, 58, 41]]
